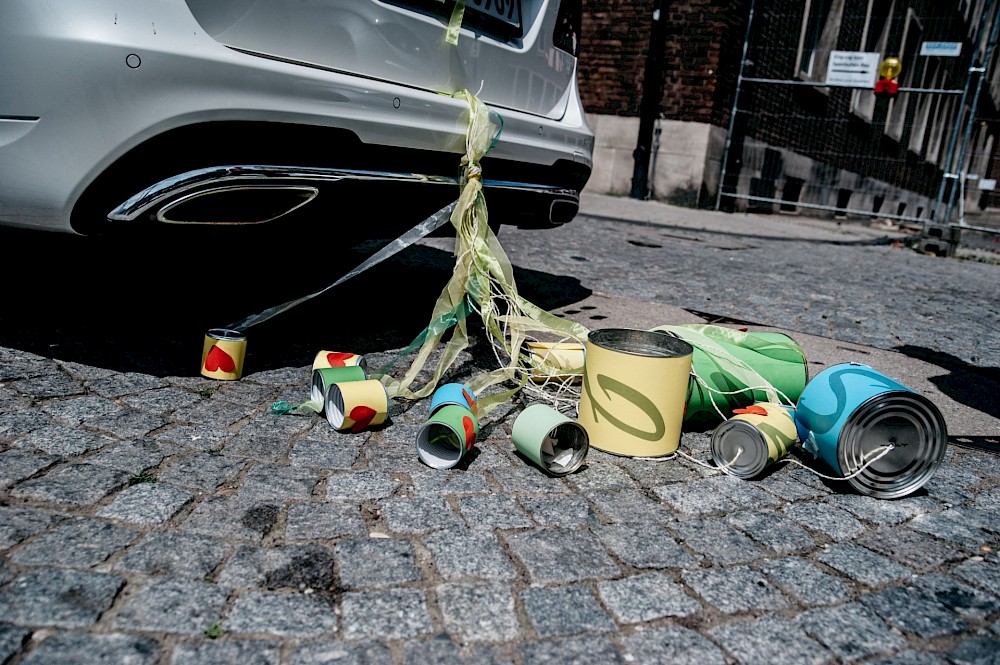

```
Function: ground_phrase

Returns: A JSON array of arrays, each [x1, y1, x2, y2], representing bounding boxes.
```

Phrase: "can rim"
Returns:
[[541, 420, 589, 477], [588, 328, 693, 358], [710, 419, 771, 478], [206, 328, 246, 342]]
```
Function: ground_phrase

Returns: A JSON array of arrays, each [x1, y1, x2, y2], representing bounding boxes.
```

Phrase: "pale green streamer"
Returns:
[[436, 0, 466, 46], [650, 323, 798, 409], [377, 90, 588, 416]]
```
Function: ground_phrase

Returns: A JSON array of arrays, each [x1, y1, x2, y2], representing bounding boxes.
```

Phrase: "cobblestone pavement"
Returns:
[[0, 195, 998, 664]]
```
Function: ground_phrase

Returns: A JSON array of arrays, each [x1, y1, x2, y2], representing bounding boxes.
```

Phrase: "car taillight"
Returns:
[[553, 0, 581, 56]]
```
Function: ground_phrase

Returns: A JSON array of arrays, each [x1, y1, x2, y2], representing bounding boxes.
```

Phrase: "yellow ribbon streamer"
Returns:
[[376, 90, 588, 415]]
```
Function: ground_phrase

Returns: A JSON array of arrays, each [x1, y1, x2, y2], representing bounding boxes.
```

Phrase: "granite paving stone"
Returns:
[[291, 641, 393, 665], [0, 625, 29, 663], [909, 511, 994, 551], [341, 589, 433, 640], [866, 650, 951, 665], [334, 537, 420, 589], [222, 433, 294, 463], [421, 529, 518, 581], [97, 481, 195, 525], [218, 543, 335, 591], [621, 625, 726, 665], [522, 634, 625, 665], [435, 582, 521, 643], [0, 448, 60, 490], [88, 408, 167, 439], [285, 502, 367, 540], [409, 469, 491, 494], [520, 585, 615, 637], [226, 592, 337, 638], [592, 522, 700, 569], [12, 424, 112, 457], [709, 615, 833, 665], [582, 488, 676, 523], [40, 395, 124, 423], [9, 517, 139, 568], [859, 585, 969, 638], [727, 509, 817, 554], [614, 454, 703, 485], [289, 439, 360, 469], [181, 495, 282, 542], [10, 372, 86, 399], [18, 632, 162, 665], [241, 464, 322, 500], [402, 637, 512, 665], [562, 463, 637, 493], [946, 636, 1000, 665], [153, 424, 233, 450], [682, 565, 790, 614], [797, 602, 907, 662], [455, 494, 534, 530], [823, 492, 942, 526], [84, 372, 168, 398], [489, 465, 572, 494], [760, 556, 854, 607], [757, 473, 831, 502], [0, 505, 65, 549], [170, 639, 282, 665], [951, 557, 1000, 597], [0, 569, 125, 628], [380, 496, 464, 534], [170, 397, 258, 428], [517, 494, 599, 528], [653, 478, 733, 515], [856, 527, 967, 571], [84, 439, 177, 474], [814, 543, 914, 586], [704, 474, 783, 508], [598, 571, 701, 622], [784, 501, 867, 541], [669, 517, 767, 565], [158, 451, 247, 492], [0, 409, 53, 439], [327, 471, 401, 501], [503, 529, 620, 584], [121, 386, 201, 414], [113, 532, 231, 579], [112, 577, 230, 636], [10, 462, 129, 506]]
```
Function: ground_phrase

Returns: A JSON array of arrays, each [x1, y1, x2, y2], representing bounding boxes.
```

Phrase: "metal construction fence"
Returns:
[[716, 0, 1000, 230]]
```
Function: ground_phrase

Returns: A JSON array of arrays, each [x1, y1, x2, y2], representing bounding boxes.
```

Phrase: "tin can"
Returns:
[[429, 382, 478, 417], [710, 402, 798, 479], [794, 362, 947, 498], [578, 328, 693, 457], [200, 328, 247, 381], [311, 366, 367, 405], [524, 341, 585, 384], [325, 379, 389, 433], [415, 404, 480, 470], [313, 350, 368, 372], [512, 403, 589, 476]]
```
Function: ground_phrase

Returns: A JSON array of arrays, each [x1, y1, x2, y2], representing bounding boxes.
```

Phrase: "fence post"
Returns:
[[630, 0, 667, 200], [715, 0, 755, 211]]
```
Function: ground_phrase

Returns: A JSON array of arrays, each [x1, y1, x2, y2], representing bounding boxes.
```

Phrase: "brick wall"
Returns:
[[578, 0, 748, 126]]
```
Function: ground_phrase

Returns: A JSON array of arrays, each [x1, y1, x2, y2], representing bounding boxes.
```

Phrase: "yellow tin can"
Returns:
[[200, 328, 246, 381]]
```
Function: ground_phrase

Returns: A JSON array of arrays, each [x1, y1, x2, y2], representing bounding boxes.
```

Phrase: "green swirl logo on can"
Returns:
[[583, 372, 665, 442]]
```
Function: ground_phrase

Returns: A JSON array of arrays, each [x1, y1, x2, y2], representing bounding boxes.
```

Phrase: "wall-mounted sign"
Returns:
[[825, 51, 881, 87], [978, 178, 996, 191], [920, 41, 963, 57]]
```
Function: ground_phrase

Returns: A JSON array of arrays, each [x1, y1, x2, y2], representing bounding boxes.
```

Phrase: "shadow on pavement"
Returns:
[[0, 225, 591, 377], [894, 344, 1000, 420]]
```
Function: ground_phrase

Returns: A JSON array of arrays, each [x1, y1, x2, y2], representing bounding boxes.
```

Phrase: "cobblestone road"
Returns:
[[0, 195, 997, 664]]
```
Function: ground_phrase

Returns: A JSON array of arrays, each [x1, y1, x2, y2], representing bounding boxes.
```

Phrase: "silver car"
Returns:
[[0, 0, 593, 235]]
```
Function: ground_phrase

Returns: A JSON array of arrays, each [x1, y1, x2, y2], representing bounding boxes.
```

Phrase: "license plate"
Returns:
[[465, 0, 521, 30]]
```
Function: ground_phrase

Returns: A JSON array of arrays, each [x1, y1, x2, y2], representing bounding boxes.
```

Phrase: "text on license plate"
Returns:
[[466, 0, 521, 28]]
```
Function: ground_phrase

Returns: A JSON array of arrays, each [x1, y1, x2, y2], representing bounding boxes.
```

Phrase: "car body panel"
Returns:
[[0, 0, 592, 234]]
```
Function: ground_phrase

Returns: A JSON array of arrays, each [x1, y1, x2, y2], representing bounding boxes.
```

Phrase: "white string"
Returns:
[[784, 444, 896, 481]]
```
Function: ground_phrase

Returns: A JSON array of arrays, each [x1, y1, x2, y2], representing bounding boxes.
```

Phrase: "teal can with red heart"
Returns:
[[200, 328, 247, 381], [415, 404, 480, 469]]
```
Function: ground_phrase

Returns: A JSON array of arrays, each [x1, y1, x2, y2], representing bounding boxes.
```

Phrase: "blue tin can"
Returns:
[[794, 362, 947, 498], [429, 383, 478, 417]]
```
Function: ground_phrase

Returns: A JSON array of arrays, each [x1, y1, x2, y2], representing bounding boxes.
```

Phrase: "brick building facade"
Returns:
[[577, 0, 1000, 224]]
